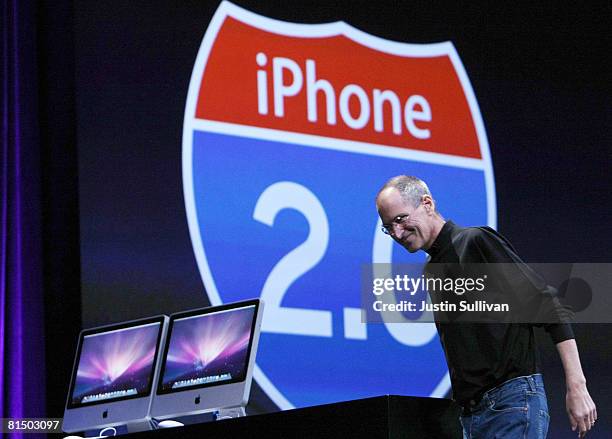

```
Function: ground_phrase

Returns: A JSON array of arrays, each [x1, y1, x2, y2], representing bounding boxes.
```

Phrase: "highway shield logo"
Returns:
[[183, 1, 496, 409]]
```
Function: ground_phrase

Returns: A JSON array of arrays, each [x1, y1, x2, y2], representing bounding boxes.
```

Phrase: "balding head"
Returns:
[[376, 175, 434, 210], [376, 175, 444, 252]]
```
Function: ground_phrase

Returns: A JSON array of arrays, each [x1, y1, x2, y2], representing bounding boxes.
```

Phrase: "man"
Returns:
[[375, 175, 596, 438]]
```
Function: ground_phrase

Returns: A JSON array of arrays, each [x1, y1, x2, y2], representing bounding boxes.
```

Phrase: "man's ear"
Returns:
[[422, 194, 435, 213]]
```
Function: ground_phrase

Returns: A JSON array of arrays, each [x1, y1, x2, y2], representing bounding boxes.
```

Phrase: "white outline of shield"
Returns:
[[182, 0, 497, 410]]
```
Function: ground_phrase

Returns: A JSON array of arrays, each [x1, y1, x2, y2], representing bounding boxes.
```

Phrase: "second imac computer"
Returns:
[[151, 299, 264, 421], [63, 315, 169, 434]]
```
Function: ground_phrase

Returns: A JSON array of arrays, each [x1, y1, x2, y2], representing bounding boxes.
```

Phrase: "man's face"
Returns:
[[376, 187, 434, 253]]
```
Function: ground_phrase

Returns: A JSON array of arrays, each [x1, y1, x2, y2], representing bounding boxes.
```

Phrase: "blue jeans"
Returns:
[[460, 374, 550, 439]]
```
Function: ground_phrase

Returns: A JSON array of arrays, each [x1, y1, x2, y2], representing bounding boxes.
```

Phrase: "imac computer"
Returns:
[[151, 299, 264, 421], [63, 315, 169, 434]]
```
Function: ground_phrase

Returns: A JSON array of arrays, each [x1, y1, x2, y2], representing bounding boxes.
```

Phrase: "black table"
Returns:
[[126, 395, 462, 439]]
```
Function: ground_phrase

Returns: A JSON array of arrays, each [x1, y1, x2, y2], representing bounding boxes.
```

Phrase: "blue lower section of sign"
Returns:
[[191, 129, 488, 407]]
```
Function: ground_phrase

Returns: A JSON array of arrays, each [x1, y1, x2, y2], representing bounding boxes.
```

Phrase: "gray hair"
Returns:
[[377, 175, 433, 208]]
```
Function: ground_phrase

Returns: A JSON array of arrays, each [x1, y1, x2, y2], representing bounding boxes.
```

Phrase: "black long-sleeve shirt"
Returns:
[[425, 221, 574, 407]]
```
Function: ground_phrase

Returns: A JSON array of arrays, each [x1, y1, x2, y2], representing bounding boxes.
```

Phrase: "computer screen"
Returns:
[[159, 304, 255, 392], [151, 299, 263, 419], [69, 322, 161, 406], [63, 316, 168, 433]]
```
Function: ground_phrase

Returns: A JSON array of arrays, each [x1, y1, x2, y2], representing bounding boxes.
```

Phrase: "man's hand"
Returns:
[[566, 380, 597, 438], [557, 339, 597, 437]]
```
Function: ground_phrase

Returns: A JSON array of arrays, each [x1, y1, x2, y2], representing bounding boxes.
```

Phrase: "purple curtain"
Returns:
[[2, 0, 46, 435]]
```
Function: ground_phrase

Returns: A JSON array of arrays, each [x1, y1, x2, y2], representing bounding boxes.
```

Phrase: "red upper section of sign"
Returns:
[[196, 17, 481, 159]]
